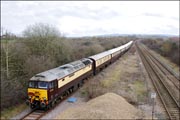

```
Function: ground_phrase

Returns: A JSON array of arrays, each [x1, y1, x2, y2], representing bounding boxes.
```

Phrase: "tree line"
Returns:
[[141, 37, 179, 66]]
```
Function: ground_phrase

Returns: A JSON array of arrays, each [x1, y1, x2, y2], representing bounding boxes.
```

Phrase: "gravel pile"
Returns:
[[56, 92, 141, 119]]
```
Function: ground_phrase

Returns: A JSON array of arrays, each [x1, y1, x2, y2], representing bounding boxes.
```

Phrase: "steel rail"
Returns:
[[141, 44, 179, 90], [140, 44, 180, 104], [136, 42, 179, 119], [141, 44, 179, 80]]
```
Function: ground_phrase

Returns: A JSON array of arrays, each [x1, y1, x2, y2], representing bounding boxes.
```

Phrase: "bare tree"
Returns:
[[23, 23, 61, 38]]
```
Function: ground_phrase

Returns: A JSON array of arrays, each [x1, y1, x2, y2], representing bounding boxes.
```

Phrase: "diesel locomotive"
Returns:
[[26, 41, 133, 109]]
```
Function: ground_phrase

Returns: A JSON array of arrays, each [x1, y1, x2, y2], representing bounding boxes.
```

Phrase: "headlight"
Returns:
[[43, 97, 46, 100], [29, 96, 31, 99]]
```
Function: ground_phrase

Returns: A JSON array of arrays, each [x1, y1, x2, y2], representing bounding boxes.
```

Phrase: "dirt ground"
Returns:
[[12, 44, 167, 119]]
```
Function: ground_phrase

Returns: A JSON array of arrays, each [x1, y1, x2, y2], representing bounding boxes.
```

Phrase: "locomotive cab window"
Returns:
[[28, 81, 48, 89], [49, 81, 56, 89], [29, 81, 38, 88], [38, 81, 48, 89]]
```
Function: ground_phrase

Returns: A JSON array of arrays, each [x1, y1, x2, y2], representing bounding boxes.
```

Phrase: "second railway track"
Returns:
[[140, 43, 180, 102], [141, 44, 179, 90], [136, 42, 179, 120]]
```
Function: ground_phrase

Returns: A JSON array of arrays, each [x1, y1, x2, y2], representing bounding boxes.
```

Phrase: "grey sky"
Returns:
[[1, 1, 179, 37]]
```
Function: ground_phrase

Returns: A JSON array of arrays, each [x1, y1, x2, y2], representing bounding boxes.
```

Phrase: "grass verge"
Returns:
[[1, 103, 27, 119]]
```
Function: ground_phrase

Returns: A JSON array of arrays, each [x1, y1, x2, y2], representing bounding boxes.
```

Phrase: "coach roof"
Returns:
[[89, 51, 111, 60]]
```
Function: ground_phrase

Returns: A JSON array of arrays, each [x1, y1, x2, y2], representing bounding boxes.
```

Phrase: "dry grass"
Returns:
[[80, 45, 148, 106], [1, 103, 27, 119], [132, 80, 148, 103]]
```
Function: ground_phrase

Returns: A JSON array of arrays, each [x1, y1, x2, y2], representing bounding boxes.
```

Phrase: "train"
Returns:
[[26, 41, 133, 109]]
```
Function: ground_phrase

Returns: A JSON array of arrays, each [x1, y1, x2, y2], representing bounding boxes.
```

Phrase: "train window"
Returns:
[[29, 82, 35, 88], [52, 82, 55, 88], [49, 82, 53, 89], [38, 81, 48, 89], [29, 81, 38, 88], [54, 81, 57, 88], [49, 82, 55, 89]]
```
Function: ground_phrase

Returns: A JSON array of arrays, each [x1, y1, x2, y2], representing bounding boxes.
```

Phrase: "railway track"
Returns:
[[21, 109, 46, 120], [141, 44, 179, 90], [136, 42, 179, 120], [140, 44, 180, 103]]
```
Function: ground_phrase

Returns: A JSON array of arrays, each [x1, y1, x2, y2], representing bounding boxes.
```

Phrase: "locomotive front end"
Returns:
[[26, 81, 48, 109]]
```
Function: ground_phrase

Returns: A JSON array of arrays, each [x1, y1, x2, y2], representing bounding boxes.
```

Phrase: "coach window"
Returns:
[[38, 81, 48, 89]]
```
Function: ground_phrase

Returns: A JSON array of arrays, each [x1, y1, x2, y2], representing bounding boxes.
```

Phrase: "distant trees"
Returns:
[[1, 27, 17, 40], [141, 38, 179, 65], [23, 23, 61, 38]]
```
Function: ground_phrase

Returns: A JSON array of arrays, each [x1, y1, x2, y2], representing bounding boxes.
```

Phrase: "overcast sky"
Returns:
[[1, 1, 179, 37]]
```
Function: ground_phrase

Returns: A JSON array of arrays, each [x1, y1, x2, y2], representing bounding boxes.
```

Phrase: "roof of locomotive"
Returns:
[[30, 58, 92, 82]]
